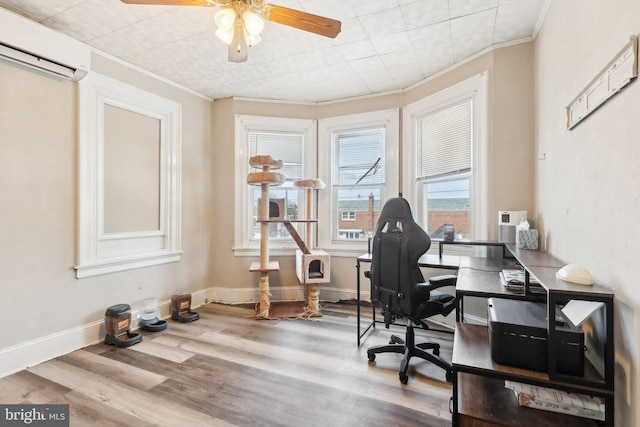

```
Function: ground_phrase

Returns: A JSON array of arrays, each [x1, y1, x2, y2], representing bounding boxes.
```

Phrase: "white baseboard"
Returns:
[[0, 320, 104, 379], [0, 288, 213, 378]]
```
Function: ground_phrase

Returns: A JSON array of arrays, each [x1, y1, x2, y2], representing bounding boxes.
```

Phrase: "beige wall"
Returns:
[[536, 1, 640, 423], [210, 43, 536, 306], [0, 53, 214, 363]]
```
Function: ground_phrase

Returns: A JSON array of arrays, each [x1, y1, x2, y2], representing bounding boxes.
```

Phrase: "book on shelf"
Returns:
[[504, 380, 605, 421], [499, 269, 545, 294]]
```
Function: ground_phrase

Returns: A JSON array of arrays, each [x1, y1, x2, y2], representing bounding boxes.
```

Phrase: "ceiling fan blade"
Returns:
[[262, 4, 341, 39], [120, 0, 214, 5]]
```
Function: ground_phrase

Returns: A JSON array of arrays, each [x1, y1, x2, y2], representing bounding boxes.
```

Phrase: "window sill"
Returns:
[[75, 251, 182, 278]]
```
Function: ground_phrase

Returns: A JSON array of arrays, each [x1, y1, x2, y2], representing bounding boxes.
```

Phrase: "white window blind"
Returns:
[[249, 131, 303, 181], [336, 127, 385, 185], [416, 99, 472, 180]]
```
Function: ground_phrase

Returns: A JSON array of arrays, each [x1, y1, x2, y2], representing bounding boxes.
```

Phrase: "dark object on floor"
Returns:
[[171, 289, 200, 322], [366, 197, 458, 384], [104, 304, 142, 347]]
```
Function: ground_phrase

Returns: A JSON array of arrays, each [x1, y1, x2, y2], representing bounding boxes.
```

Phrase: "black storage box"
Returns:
[[487, 298, 584, 376]]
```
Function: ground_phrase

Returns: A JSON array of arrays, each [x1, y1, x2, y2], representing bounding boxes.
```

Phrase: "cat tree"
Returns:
[[293, 178, 329, 317], [247, 155, 285, 318], [247, 156, 330, 318]]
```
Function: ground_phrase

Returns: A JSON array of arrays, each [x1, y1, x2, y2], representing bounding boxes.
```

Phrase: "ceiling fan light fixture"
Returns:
[[215, 27, 234, 45], [214, 8, 236, 32], [121, 0, 343, 63], [243, 28, 262, 47], [242, 10, 264, 36], [228, 22, 249, 63]]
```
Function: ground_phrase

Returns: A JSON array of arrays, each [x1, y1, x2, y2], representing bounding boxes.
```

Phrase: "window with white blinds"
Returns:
[[416, 99, 472, 180], [333, 126, 385, 241], [404, 72, 488, 247], [335, 127, 385, 186], [317, 108, 399, 252], [247, 130, 304, 241], [248, 130, 303, 182], [234, 115, 316, 254], [414, 99, 472, 240]]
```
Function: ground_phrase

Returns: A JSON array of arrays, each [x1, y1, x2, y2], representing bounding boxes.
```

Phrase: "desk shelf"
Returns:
[[456, 373, 600, 427], [453, 323, 611, 393], [453, 324, 612, 426], [452, 243, 615, 426]]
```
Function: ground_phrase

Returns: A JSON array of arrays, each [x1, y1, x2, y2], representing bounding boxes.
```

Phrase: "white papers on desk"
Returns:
[[500, 269, 545, 294], [561, 300, 604, 327]]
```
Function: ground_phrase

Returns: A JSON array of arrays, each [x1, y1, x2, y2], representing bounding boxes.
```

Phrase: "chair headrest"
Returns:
[[375, 197, 430, 258]]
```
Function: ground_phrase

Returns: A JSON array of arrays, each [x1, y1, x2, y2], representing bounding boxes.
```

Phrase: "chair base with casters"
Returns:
[[367, 318, 454, 384], [367, 275, 458, 384]]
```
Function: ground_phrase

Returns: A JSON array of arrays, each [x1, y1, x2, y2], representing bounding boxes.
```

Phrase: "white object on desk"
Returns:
[[556, 264, 593, 285], [498, 210, 527, 244], [561, 299, 604, 327]]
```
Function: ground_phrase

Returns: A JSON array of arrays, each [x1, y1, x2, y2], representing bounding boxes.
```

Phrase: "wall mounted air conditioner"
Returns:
[[0, 8, 90, 81]]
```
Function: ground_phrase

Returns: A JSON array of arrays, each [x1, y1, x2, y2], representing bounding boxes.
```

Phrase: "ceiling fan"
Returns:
[[121, 0, 342, 63]]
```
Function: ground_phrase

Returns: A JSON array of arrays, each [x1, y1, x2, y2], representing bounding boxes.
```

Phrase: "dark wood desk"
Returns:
[[455, 256, 540, 321], [451, 244, 615, 426], [356, 241, 615, 425]]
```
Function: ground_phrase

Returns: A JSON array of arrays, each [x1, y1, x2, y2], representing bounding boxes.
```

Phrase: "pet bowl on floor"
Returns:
[[138, 297, 167, 332]]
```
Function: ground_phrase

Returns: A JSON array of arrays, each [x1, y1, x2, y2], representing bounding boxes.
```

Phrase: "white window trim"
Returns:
[[76, 73, 182, 278], [402, 72, 489, 244], [233, 115, 317, 256], [318, 109, 399, 256]]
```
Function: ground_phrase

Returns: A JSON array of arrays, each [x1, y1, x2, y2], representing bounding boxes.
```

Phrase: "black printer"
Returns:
[[487, 298, 584, 376]]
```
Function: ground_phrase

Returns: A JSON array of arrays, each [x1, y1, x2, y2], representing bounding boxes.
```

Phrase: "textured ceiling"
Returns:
[[0, 0, 548, 103]]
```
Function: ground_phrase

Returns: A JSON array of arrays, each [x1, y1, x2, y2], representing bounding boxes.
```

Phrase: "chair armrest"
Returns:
[[429, 274, 457, 287], [416, 274, 457, 294]]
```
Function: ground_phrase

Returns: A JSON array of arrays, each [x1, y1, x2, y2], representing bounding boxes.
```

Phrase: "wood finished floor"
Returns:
[[0, 303, 453, 427]]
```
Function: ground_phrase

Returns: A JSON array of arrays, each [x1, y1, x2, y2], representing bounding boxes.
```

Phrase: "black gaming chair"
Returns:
[[366, 197, 458, 384]]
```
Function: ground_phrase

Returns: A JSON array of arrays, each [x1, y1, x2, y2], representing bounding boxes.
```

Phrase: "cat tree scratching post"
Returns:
[[293, 179, 329, 316], [247, 155, 284, 318]]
